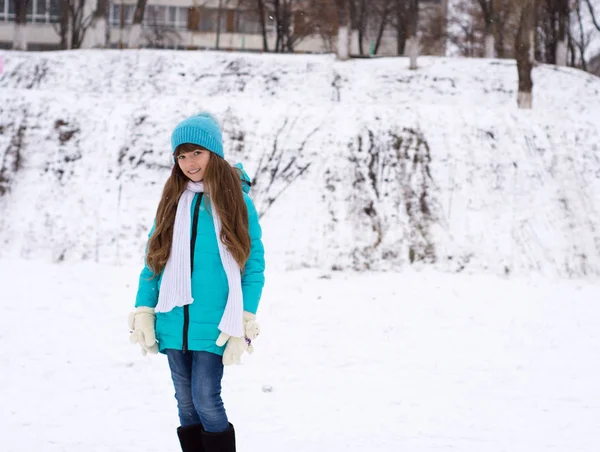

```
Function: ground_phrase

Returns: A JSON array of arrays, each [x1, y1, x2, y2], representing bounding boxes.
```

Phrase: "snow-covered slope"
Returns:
[[1, 50, 599, 277]]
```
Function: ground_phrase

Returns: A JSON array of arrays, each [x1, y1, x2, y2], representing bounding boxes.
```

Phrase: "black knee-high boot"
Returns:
[[177, 424, 205, 452], [201, 423, 236, 452]]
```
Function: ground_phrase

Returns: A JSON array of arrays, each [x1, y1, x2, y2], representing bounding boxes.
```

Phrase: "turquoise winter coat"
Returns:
[[134, 165, 265, 355]]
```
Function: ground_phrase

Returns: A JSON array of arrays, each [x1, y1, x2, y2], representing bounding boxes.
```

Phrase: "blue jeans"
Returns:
[[166, 349, 229, 432]]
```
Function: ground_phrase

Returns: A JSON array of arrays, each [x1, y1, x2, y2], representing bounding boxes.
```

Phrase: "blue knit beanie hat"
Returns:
[[171, 112, 224, 159]]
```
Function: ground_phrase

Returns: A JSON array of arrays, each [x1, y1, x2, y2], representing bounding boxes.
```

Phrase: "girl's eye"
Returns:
[[194, 151, 201, 156], [177, 155, 185, 160]]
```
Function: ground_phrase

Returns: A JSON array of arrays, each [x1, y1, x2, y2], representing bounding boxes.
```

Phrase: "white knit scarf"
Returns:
[[154, 181, 244, 338]]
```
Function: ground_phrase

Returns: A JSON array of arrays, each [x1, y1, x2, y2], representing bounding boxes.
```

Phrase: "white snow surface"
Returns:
[[1, 50, 600, 277], [0, 259, 599, 452]]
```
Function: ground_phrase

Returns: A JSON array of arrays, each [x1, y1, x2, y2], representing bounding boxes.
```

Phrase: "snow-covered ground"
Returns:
[[1, 259, 599, 452]]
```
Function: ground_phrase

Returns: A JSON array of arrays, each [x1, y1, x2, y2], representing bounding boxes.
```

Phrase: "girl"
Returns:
[[128, 112, 265, 452]]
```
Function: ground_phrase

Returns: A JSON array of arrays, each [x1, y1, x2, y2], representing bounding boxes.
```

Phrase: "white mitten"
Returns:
[[216, 311, 260, 365], [128, 306, 158, 356]]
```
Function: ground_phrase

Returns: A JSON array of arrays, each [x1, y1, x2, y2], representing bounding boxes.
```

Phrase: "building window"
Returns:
[[1, 0, 60, 23], [49, 0, 60, 22], [0, 0, 10, 22], [174, 6, 188, 29], [109, 3, 135, 27], [144, 5, 168, 27], [109, 4, 188, 30], [144, 5, 188, 30], [236, 10, 262, 34], [186, 7, 264, 34], [196, 7, 226, 33]]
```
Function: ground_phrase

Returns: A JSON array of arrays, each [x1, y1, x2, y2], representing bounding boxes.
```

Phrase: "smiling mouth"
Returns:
[[189, 169, 200, 174]]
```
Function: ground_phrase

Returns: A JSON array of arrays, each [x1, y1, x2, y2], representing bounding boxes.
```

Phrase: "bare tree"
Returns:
[[290, 2, 313, 51], [257, 0, 269, 51], [515, 0, 535, 109], [234, 0, 270, 51], [493, 0, 517, 58], [446, 0, 485, 56], [249, 0, 313, 52], [420, 2, 447, 55], [12, 0, 29, 50], [476, 0, 495, 57], [83, 0, 110, 48], [129, 0, 148, 48], [272, 0, 294, 52], [447, 0, 518, 59], [406, 0, 419, 69], [216, 0, 225, 49], [54, 0, 96, 49], [350, 0, 369, 55], [56, 0, 69, 49], [571, 0, 593, 70], [584, 0, 600, 31], [535, 0, 569, 65], [373, 0, 394, 55], [555, 0, 570, 65], [143, 5, 182, 48], [394, 0, 409, 55], [235, 0, 319, 52], [336, 0, 351, 60]]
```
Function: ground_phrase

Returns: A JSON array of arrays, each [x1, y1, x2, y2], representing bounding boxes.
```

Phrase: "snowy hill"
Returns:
[[1, 50, 600, 277]]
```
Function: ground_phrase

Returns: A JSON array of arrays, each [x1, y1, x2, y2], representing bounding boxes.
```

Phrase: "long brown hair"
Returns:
[[146, 143, 251, 276]]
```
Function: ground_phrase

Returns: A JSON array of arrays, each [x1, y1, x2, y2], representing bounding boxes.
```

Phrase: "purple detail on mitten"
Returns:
[[245, 336, 252, 346]]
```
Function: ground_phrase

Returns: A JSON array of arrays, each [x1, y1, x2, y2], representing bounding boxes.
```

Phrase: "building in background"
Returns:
[[0, 0, 448, 55], [0, 0, 61, 50]]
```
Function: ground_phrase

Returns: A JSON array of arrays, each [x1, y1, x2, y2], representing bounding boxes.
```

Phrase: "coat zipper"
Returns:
[[183, 192, 203, 353]]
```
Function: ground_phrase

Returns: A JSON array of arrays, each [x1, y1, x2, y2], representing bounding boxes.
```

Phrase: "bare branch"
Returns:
[[584, 0, 600, 31]]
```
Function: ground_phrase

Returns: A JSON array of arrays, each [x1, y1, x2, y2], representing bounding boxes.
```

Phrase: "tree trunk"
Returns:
[[12, 0, 29, 50], [495, 7, 506, 59], [129, 0, 148, 48], [575, 0, 589, 70], [57, 0, 69, 50], [348, 0, 357, 53], [555, 39, 567, 66], [129, 24, 142, 48], [477, 0, 495, 58], [555, 0, 569, 66], [568, 31, 576, 67], [216, 0, 224, 50], [530, 0, 537, 64], [529, 30, 535, 63], [283, 0, 293, 52], [83, 0, 109, 48], [485, 34, 495, 58], [336, 0, 351, 60], [274, 0, 282, 52], [407, 36, 419, 69], [516, 0, 535, 109], [544, 4, 557, 64], [338, 26, 350, 60], [374, 2, 391, 55], [407, 0, 419, 69], [357, 0, 367, 56], [395, 0, 408, 55], [257, 0, 269, 51], [496, 31, 505, 58]]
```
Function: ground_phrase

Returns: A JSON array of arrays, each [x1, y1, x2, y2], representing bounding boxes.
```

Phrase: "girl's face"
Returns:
[[177, 147, 211, 182]]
